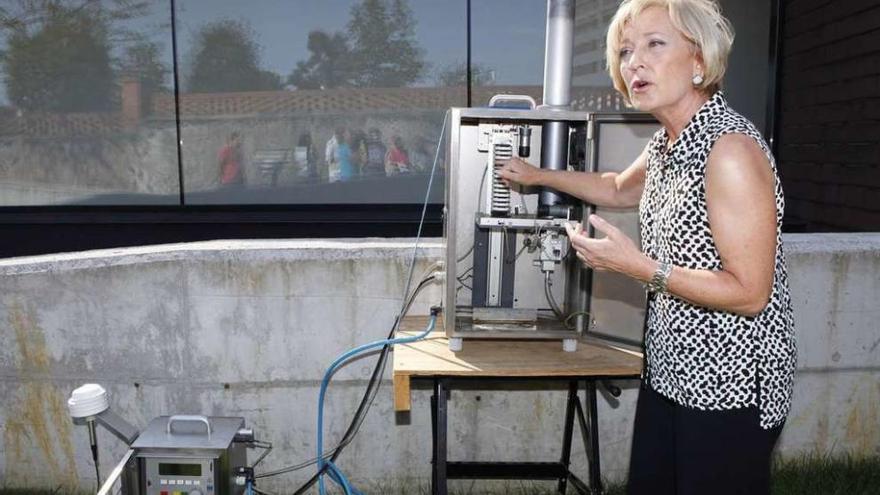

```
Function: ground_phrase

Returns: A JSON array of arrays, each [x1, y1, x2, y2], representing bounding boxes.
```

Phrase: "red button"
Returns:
[[160, 492, 168, 495]]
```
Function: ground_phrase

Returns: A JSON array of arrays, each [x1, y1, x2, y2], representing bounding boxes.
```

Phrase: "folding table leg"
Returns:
[[557, 380, 578, 494], [586, 380, 602, 493], [431, 379, 438, 493], [432, 378, 449, 495]]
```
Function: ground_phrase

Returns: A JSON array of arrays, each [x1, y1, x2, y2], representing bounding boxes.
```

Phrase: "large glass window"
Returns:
[[470, 0, 546, 106], [0, 0, 178, 206], [0, 0, 774, 209], [571, 0, 625, 111], [175, 0, 465, 205]]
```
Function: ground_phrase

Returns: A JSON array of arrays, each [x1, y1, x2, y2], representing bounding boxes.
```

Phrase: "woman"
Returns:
[[218, 131, 244, 186], [385, 135, 411, 176], [499, 1, 796, 493]]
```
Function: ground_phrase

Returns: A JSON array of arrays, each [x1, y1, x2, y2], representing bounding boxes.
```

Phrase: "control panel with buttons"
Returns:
[[128, 415, 247, 495], [144, 459, 215, 495]]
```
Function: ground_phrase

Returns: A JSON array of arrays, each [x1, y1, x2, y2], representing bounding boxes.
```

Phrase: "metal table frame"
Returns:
[[428, 375, 630, 495]]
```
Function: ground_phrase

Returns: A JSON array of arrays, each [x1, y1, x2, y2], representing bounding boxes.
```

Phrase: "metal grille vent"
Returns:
[[491, 141, 513, 215]]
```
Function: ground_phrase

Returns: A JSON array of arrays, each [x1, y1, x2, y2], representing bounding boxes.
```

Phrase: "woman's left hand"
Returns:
[[564, 214, 649, 279]]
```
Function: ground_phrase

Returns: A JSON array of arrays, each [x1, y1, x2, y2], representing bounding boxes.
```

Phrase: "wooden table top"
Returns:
[[392, 315, 643, 411]]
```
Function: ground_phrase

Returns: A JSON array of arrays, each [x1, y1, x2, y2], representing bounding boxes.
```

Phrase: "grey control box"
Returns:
[[125, 415, 247, 495]]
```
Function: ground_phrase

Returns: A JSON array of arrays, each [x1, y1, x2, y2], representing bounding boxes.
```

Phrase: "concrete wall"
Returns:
[[1, 234, 878, 492], [0, 128, 181, 206]]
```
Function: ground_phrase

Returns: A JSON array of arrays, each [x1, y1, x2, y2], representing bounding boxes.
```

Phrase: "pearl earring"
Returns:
[[692, 74, 704, 85]]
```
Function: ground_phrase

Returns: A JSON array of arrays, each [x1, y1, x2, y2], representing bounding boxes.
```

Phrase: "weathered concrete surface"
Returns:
[[0, 234, 878, 491]]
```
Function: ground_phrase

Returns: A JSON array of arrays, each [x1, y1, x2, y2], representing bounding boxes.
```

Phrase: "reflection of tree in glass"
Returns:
[[185, 19, 282, 93], [434, 62, 495, 87], [289, 0, 426, 90], [3, 5, 114, 112], [0, 1, 152, 36], [348, 0, 425, 87], [121, 42, 169, 94], [1, 0, 167, 112], [288, 31, 352, 90]]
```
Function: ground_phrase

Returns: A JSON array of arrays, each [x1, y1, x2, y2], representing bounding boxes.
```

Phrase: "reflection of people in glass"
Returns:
[[385, 135, 410, 175], [337, 129, 355, 181], [364, 128, 388, 177], [218, 131, 244, 186], [350, 129, 368, 176], [410, 137, 432, 172], [325, 127, 344, 182], [295, 132, 318, 181], [501, 1, 795, 493]]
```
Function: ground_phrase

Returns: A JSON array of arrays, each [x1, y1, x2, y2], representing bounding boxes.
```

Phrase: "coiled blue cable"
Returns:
[[314, 110, 447, 495], [317, 313, 438, 495]]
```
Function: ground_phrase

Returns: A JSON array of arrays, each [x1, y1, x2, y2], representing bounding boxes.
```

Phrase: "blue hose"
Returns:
[[317, 314, 438, 495]]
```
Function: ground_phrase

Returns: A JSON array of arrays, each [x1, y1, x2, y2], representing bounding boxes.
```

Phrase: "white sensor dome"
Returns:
[[68, 383, 109, 419]]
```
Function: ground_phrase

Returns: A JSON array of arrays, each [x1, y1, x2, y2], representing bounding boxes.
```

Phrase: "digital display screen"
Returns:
[[158, 463, 201, 476]]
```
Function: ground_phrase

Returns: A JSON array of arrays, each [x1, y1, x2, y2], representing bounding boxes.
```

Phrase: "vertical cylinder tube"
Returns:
[[542, 0, 575, 108], [539, 0, 575, 212], [540, 121, 569, 208]]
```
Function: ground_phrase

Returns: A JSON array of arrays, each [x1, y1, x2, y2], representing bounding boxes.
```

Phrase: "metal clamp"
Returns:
[[488, 94, 537, 109], [476, 214, 568, 231], [167, 415, 212, 438]]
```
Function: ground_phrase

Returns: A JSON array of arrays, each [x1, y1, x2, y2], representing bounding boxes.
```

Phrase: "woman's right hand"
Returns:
[[498, 157, 544, 187]]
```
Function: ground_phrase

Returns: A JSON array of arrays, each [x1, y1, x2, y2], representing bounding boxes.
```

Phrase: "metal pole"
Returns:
[[557, 380, 579, 494], [542, 0, 575, 108], [539, 0, 576, 212]]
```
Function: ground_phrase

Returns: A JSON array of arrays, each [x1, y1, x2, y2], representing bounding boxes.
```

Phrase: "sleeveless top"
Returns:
[[638, 91, 797, 429]]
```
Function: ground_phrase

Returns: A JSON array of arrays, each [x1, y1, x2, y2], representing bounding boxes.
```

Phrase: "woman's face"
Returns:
[[618, 6, 702, 113]]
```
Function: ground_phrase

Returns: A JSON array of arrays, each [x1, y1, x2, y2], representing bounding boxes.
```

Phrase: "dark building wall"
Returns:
[[777, 0, 880, 231]]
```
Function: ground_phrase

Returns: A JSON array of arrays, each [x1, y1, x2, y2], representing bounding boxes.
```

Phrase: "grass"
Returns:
[[769, 453, 880, 495], [3, 454, 879, 494]]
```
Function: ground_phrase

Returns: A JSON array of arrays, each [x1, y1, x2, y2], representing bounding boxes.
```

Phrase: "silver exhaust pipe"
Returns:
[[539, 0, 575, 215]]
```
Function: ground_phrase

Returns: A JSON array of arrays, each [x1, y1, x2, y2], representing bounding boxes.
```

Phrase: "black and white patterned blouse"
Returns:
[[638, 91, 796, 429]]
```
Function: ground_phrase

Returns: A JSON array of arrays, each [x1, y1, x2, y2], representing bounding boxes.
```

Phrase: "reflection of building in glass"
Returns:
[[572, 0, 618, 87], [568, 0, 624, 111]]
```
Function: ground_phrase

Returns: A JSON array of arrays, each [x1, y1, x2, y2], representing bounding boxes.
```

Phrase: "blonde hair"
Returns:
[[605, 0, 734, 105]]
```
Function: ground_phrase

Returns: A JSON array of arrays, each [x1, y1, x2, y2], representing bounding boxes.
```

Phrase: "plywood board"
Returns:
[[392, 316, 643, 411]]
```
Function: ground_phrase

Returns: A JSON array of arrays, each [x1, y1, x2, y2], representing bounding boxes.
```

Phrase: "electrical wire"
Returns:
[[314, 316, 439, 493], [255, 275, 437, 481], [91, 444, 101, 489], [250, 441, 273, 469], [261, 111, 449, 492], [456, 268, 473, 292], [544, 273, 593, 331], [544, 271, 565, 320], [564, 311, 593, 331], [503, 227, 531, 265], [316, 315, 438, 495], [456, 244, 474, 264], [311, 111, 448, 492]]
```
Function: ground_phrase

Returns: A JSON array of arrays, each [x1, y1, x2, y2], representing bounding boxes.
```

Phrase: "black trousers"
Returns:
[[627, 385, 783, 495]]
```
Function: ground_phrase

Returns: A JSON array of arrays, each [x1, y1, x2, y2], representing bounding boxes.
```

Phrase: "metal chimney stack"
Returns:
[[539, 0, 575, 215]]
